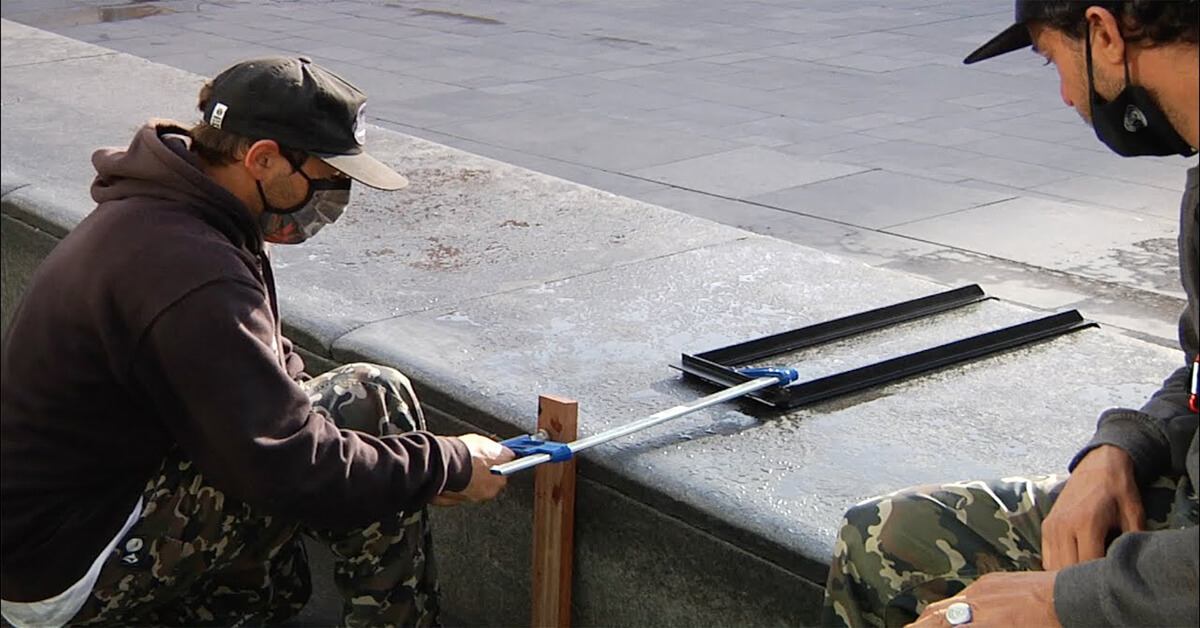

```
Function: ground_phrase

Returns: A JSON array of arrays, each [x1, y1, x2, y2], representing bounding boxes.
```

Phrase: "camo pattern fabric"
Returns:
[[70, 362, 441, 627], [821, 473, 1183, 628], [304, 362, 426, 438]]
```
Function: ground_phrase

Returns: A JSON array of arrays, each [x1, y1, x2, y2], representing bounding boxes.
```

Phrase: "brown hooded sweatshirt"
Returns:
[[0, 122, 472, 602]]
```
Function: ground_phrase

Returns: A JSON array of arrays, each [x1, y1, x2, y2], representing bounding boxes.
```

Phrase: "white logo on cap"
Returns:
[[210, 103, 228, 129], [354, 104, 367, 146]]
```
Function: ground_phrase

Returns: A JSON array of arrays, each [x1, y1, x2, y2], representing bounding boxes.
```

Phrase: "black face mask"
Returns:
[[1085, 26, 1196, 158]]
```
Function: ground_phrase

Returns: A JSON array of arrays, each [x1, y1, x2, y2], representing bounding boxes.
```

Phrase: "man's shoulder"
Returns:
[[85, 195, 259, 276], [46, 195, 266, 316]]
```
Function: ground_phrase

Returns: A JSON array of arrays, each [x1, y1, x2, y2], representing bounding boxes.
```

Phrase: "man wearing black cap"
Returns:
[[0, 57, 514, 627], [822, 2, 1197, 627]]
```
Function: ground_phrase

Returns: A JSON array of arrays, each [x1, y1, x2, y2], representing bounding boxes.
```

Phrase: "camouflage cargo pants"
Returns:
[[822, 473, 1189, 627], [69, 363, 441, 627]]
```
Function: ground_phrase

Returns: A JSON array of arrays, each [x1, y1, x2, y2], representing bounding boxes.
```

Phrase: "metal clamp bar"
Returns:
[[490, 370, 796, 476]]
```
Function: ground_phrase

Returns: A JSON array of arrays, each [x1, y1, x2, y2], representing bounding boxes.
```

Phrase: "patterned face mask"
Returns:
[[257, 156, 353, 245]]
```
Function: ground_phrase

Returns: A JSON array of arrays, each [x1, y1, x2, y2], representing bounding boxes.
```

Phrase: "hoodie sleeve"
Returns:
[[1054, 526, 1200, 627], [1054, 168, 1199, 627], [1067, 167, 1198, 485], [126, 278, 473, 528], [1068, 362, 1197, 486], [279, 334, 308, 381]]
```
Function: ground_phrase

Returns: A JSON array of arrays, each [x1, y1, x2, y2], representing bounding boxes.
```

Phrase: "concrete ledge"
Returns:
[[1, 19, 1184, 627], [1, 180, 72, 336]]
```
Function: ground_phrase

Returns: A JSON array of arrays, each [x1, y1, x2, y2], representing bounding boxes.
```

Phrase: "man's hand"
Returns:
[[430, 434, 515, 507], [907, 571, 1060, 628], [1041, 444, 1143, 569]]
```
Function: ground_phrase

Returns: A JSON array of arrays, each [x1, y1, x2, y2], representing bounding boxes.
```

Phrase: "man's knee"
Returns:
[[306, 362, 425, 436], [833, 488, 960, 576], [837, 489, 931, 543], [836, 480, 1054, 587]]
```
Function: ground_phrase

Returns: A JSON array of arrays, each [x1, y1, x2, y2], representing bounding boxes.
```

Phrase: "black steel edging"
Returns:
[[696, 284, 990, 366], [679, 353, 785, 406], [680, 310, 1097, 409], [769, 310, 1096, 408]]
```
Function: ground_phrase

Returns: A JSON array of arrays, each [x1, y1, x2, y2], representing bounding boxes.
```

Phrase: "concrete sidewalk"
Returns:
[[3, 0, 1196, 347]]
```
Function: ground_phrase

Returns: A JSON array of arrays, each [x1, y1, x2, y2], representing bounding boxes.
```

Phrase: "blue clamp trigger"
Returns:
[[500, 434, 574, 463], [737, 366, 799, 385]]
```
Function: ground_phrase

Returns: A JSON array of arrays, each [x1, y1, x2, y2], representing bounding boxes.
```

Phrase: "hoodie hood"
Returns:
[[91, 121, 262, 253]]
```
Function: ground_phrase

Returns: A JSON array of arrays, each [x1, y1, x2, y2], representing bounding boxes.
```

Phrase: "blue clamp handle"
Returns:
[[738, 366, 800, 385], [500, 434, 574, 462]]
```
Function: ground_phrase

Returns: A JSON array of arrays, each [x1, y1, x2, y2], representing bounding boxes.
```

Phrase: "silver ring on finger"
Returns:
[[945, 602, 973, 626]]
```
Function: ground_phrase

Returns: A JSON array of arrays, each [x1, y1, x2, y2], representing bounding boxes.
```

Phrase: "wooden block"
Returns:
[[531, 395, 578, 628]]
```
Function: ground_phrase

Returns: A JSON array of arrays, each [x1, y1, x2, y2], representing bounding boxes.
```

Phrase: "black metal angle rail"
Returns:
[[679, 285, 1097, 409], [697, 284, 991, 366]]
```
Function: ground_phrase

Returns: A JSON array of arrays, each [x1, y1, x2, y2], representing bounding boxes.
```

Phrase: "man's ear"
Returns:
[[243, 139, 285, 181], [1085, 6, 1127, 68]]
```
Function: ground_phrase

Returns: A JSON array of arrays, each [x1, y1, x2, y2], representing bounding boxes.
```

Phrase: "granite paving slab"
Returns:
[[890, 196, 1182, 297], [631, 146, 870, 198], [751, 169, 1014, 229], [333, 236, 1178, 572], [4, 1, 1193, 348], [271, 130, 745, 352]]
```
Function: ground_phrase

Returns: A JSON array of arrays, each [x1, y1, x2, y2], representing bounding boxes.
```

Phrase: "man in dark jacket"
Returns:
[[822, 2, 1198, 627], [0, 56, 514, 627]]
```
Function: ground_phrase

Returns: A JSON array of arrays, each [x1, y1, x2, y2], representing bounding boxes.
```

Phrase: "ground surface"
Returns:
[[4, 0, 1196, 346]]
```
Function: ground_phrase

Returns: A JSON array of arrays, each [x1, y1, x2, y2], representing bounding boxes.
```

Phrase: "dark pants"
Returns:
[[70, 363, 441, 628]]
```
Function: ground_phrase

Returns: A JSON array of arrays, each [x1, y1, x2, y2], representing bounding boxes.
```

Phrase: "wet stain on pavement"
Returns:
[[1065, 237, 1179, 294], [10, 1, 172, 29], [397, 5, 503, 25]]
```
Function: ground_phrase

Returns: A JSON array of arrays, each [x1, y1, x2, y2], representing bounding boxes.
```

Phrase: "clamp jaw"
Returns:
[[500, 432, 573, 462], [737, 366, 799, 384]]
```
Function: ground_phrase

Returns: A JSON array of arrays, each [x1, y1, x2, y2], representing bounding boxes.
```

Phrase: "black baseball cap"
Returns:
[[963, 0, 1048, 64], [203, 56, 408, 190]]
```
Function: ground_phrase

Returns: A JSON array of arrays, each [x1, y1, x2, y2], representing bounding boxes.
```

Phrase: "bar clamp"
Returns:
[[501, 432, 574, 462]]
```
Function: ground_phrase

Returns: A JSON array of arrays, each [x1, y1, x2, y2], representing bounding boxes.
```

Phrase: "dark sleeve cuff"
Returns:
[[1054, 528, 1200, 628], [1054, 558, 1112, 627], [1069, 409, 1171, 484], [436, 435, 473, 493], [279, 334, 308, 381]]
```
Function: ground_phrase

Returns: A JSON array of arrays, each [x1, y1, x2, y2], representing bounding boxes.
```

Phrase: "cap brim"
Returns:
[[316, 152, 409, 191], [963, 22, 1032, 64]]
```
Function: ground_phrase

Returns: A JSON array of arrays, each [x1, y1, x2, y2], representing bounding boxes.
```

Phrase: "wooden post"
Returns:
[[531, 395, 578, 628]]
